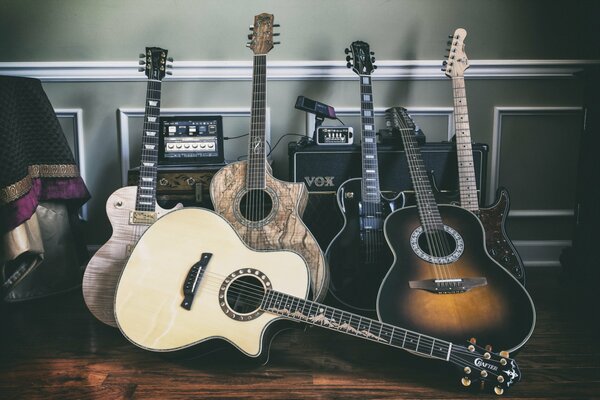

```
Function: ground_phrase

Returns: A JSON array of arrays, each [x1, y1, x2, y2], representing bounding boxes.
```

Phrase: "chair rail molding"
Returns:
[[1, 59, 598, 82]]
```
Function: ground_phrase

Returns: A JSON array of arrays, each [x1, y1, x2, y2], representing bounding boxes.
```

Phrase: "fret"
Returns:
[[246, 54, 267, 190]]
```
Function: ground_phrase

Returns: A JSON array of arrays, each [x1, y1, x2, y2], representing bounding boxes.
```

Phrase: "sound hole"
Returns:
[[239, 189, 274, 222], [226, 275, 265, 315], [418, 229, 457, 258]]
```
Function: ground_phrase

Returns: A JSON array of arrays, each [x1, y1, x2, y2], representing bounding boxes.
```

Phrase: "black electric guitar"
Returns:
[[325, 41, 401, 313], [115, 207, 522, 395], [443, 28, 526, 284], [377, 107, 535, 355]]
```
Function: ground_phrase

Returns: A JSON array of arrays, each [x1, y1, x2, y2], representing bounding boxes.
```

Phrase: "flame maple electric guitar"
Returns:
[[209, 13, 328, 301], [325, 41, 401, 313], [442, 28, 526, 284], [82, 48, 181, 327], [114, 208, 522, 395], [377, 108, 535, 356]]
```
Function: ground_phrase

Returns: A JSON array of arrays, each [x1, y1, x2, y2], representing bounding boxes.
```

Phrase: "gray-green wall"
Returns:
[[2, 0, 599, 266]]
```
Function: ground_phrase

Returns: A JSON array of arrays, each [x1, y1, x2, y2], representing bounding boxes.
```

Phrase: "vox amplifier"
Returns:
[[288, 141, 488, 249]]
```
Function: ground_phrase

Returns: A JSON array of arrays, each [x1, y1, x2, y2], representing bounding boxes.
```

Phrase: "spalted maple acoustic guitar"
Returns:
[[377, 108, 535, 355], [325, 41, 401, 313], [209, 13, 328, 301], [82, 48, 181, 327], [114, 207, 522, 395]]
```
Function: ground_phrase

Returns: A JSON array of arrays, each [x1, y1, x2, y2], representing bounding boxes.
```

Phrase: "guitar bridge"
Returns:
[[129, 211, 156, 225], [409, 277, 487, 294]]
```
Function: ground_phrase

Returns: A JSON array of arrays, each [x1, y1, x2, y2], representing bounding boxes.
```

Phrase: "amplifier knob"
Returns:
[[192, 144, 198, 148], [184, 144, 190, 148], [187, 177, 196, 186], [200, 144, 206, 148], [167, 144, 174, 149], [159, 178, 168, 186], [208, 143, 214, 148], [176, 144, 182, 149]]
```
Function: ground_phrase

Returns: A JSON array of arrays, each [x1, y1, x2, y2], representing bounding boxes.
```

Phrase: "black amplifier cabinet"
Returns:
[[288, 141, 488, 250]]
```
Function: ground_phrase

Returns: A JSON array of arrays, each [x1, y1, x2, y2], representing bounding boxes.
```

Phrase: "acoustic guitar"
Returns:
[[377, 107, 535, 354], [82, 48, 181, 327], [325, 41, 401, 313], [114, 207, 522, 395], [209, 13, 328, 301], [443, 28, 526, 284]]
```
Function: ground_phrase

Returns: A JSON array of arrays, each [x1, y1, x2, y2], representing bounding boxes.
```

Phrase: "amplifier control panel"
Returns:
[[159, 116, 224, 165], [316, 126, 353, 145]]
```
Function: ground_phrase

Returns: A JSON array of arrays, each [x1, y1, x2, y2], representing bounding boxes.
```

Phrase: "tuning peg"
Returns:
[[441, 67, 446, 72], [442, 60, 448, 66], [469, 338, 477, 344], [494, 386, 504, 395], [249, 25, 254, 30], [499, 350, 509, 358], [370, 51, 374, 55], [247, 34, 253, 39], [448, 34, 455, 39], [273, 41, 280, 45], [273, 32, 280, 36], [166, 71, 172, 75], [373, 64, 378, 69], [139, 53, 145, 58], [166, 64, 173, 69], [346, 62, 352, 69], [447, 40, 453, 45], [139, 60, 146, 65], [485, 344, 493, 352], [344, 48, 350, 54], [167, 57, 173, 62], [445, 48, 451, 52], [371, 57, 376, 63], [461, 377, 471, 387], [138, 67, 145, 72], [345, 55, 352, 62], [246, 42, 252, 48], [273, 24, 280, 27]]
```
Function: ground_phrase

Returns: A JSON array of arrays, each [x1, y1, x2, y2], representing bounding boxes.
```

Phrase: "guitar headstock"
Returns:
[[247, 13, 279, 55], [442, 28, 469, 78], [450, 340, 521, 395], [385, 107, 416, 132], [345, 41, 376, 76], [139, 47, 172, 80]]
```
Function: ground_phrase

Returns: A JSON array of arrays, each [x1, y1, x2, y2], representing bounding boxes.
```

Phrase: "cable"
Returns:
[[224, 133, 249, 140], [266, 133, 305, 157], [336, 116, 346, 126]]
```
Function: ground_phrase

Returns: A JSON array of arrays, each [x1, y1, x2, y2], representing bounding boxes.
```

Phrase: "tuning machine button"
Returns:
[[461, 377, 471, 387], [494, 386, 504, 395]]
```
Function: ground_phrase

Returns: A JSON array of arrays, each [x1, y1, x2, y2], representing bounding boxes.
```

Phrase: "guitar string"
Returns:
[[160, 268, 507, 378], [392, 110, 448, 280]]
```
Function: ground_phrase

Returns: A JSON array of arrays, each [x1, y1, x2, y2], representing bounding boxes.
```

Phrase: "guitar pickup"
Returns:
[[409, 277, 487, 294], [129, 211, 157, 225], [180, 253, 213, 310]]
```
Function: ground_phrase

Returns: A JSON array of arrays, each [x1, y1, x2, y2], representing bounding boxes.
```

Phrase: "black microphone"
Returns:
[[295, 96, 336, 119]]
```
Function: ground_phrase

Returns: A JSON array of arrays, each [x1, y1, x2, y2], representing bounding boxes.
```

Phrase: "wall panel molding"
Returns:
[[117, 107, 270, 185], [513, 240, 571, 267], [2, 60, 598, 82], [55, 108, 87, 220]]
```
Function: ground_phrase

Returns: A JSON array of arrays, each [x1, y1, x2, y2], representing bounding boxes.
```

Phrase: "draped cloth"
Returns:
[[0, 76, 90, 300]]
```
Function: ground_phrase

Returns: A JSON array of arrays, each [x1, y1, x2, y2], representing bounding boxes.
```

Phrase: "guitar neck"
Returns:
[[262, 289, 452, 360], [246, 54, 268, 190], [135, 79, 162, 211], [359, 75, 381, 205], [452, 77, 479, 212], [396, 117, 444, 231]]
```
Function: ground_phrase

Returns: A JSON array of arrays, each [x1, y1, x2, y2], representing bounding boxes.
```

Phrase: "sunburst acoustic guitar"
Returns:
[[209, 13, 328, 301], [114, 207, 522, 395], [377, 107, 535, 355], [82, 47, 181, 327]]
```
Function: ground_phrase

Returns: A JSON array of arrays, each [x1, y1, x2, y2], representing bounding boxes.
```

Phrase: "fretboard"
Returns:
[[246, 54, 267, 190], [135, 79, 162, 212], [358, 75, 381, 207], [452, 77, 479, 212], [396, 118, 444, 232], [261, 289, 452, 361]]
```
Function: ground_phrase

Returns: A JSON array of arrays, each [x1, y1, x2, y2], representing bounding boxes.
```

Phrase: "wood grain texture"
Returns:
[[82, 186, 181, 327], [115, 208, 310, 354], [210, 161, 328, 301], [1, 267, 598, 399]]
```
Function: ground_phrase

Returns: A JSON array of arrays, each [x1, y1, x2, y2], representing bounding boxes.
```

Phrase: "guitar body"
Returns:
[[403, 179, 526, 284], [115, 208, 310, 356], [82, 186, 180, 327], [479, 187, 526, 284], [210, 161, 328, 301], [378, 204, 535, 353], [326, 178, 400, 312]]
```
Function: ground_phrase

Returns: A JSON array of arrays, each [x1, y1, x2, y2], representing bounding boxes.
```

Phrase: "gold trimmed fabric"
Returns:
[[0, 164, 80, 204]]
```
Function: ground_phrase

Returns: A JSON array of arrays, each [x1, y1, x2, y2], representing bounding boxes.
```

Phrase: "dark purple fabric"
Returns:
[[1, 177, 90, 234]]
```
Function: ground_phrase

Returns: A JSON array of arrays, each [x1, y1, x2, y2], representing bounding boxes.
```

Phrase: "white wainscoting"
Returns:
[[117, 107, 270, 186], [55, 108, 87, 220]]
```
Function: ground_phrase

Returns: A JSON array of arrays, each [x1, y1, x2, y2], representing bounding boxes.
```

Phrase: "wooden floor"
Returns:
[[1, 267, 599, 399]]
